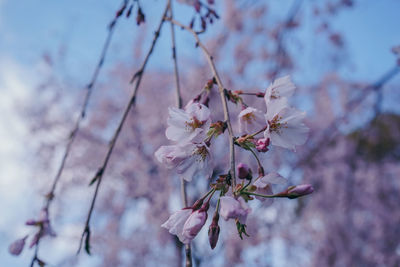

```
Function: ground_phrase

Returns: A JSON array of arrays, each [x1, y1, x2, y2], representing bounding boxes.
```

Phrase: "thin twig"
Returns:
[[77, 1, 171, 254], [168, 2, 193, 267], [28, 1, 126, 264], [166, 18, 237, 190], [169, 2, 182, 109]]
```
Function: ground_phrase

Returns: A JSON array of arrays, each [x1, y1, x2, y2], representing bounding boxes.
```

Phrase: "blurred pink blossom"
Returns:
[[219, 196, 251, 224]]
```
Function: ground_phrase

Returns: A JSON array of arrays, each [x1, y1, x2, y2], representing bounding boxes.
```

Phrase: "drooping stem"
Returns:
[[169, 1, 182, 109], [166, 18, 237, 190], [77, 1, 171, 254], [241, 191, 276, 198], [28, 1, 127, 264], [168, 2, 193, 267]]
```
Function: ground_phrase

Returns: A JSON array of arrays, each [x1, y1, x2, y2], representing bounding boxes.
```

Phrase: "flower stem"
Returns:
[[166, 18, 237, 192], [242, 191, 277, 198]]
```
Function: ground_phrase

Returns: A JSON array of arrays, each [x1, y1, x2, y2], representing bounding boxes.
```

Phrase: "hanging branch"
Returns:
[[77, 1, 171, 255], [28, 1, 127, 265], [165, 18, 237, 189], [167, 2, 194, 266]]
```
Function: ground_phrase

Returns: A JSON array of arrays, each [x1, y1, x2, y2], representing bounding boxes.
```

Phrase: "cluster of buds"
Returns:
[[8, 208, 56, 258], [114, 0, 145, 27], [178, 0, 219, 31], [156, 75, 314, 248]]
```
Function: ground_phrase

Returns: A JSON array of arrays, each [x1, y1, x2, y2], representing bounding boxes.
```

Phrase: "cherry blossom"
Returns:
[[166, 103, 211, 144], [264, 75, 296, 104], [253, 172, 287, 205], [155, 142, 213, 181], [219, 196, 251, 224], [182, 208, 208, 244], [161, 208, 192, 244], [264, 98, 309, 150], [238, 107, 265, 134]]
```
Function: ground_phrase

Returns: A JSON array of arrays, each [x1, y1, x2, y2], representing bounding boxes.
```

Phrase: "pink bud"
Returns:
[[29, 232, 40, 248], [182, 209, 208, 244], [288, 184, 314, 198], [25, 219, 38, 226], [256, 138, 270, 152], [9, 236, 27, 256], [237, 163, 252, 180], [208, 214, 220, 249]]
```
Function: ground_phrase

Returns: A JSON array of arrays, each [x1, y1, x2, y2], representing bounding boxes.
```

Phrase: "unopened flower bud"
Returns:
[[182, 208, 208, 244], [191, 198, 204, 210], [208, 214, 220, 249], [25, 219, 38, 226], [237, 163, 252, 180], [256, 138, 270, 152], [287, 184, 314, 198], [136, 7, 145, 25], [9, 236, 28, 256]]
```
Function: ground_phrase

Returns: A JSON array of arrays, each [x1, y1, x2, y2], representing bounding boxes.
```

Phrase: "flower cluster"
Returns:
[[155, 101, 214, 182], [156, 76, 313, 249]]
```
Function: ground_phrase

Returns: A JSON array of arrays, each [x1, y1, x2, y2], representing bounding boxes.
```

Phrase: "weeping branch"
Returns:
[[77, 1, 171, 255], [28, 0, 127, 265], [166, 18, 237, 189]]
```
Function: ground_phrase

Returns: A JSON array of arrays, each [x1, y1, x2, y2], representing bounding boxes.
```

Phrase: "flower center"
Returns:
[[271, 89, 279, 99], [242, 112, 256, 123], [268, 115, 286, 133], [185, 116, 204, 131], [193, 145, 208, 161]]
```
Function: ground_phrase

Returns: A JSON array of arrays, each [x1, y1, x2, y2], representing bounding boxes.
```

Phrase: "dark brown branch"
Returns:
[[77, 1, 171, 254]]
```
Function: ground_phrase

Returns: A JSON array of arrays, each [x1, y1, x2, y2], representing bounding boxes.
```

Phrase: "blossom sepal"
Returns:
[[236, 220, 249, 240], [207, 121, 227, 138]]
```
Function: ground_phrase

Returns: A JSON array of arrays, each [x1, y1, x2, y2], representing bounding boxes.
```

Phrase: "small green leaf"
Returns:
[[84, 227, 91, 255]]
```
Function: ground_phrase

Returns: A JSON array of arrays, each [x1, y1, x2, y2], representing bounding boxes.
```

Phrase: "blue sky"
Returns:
[[0, 0, 399, 266]]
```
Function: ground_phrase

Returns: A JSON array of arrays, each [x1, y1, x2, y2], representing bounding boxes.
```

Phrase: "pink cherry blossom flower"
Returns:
[[238, 107, 265, 134], [253, 172, 287, 206], [161, 208, 192, 244], [181, 209, 208, 244], [166, 102, 211, 143], [255, 137, 270, 152], [155, 143, 213, 181], [219, 196, 251, 224], [264, 75, 296, 104], [264, 98, 309, 150], [8, 236, 28, 256]]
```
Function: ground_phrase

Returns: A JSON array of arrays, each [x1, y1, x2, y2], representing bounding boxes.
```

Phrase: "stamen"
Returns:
[[185, 116, 204, 131], [242, 112, 256, 123], [193, 145, 208, 161]]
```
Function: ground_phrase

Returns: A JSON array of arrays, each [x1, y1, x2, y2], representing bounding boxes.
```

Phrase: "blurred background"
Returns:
[[1, 0, 400, 266]]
